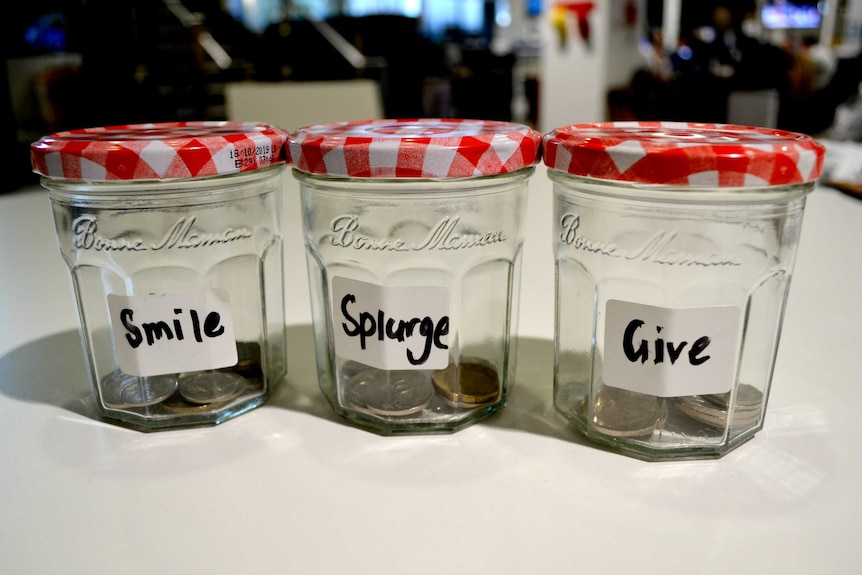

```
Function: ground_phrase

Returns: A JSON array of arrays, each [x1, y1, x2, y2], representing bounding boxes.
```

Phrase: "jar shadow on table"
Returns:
[[0, 330, 94, 417], [0, 326, 580, 443]]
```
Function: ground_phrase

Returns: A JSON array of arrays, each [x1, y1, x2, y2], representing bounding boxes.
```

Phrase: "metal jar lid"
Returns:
[[31, 121, 290, 181], [289, 118, 542, 179], [543, 121, 826, 188]]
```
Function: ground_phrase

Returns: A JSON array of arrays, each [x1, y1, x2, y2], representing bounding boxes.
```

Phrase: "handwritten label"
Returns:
[[331, 277, 450, 370], [107, 289, 238, 376], [603, 300, 741, 397], [72, 215, 252, 252], [329, 215, 506, 252], [559, 213, 740, 267]]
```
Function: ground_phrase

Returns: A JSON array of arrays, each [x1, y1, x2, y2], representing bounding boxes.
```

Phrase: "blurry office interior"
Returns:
[[4, 0, 862, 192]]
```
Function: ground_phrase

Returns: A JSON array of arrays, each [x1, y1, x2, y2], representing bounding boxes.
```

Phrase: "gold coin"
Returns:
[[232, 341, 262, 377], [432, 360, 500, 407]]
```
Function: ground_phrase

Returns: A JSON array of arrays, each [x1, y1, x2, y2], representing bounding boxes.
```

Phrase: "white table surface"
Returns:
[[1, 168, 860, 574]]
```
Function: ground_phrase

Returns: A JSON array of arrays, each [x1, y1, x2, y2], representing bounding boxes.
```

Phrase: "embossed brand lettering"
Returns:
[[72, 215, 252, 252], [73, 215, 145, 251], [151, 217, 252, 250], [559, 212, 740, 267], [330, 215, 506, 251]]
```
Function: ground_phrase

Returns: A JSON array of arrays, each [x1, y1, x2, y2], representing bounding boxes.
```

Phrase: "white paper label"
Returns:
[[603, 300, 741, 397], [331, 277, 450, 370], [107, 289, 238, 377]]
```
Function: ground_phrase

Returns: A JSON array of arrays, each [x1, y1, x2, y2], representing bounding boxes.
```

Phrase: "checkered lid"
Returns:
[[31, 121, 290, 181], [289, 118, 542, 178], [543, 121, 826, 187]]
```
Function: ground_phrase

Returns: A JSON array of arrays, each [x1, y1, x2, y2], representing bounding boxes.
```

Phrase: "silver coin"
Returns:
[[344, 369, 434, 416], [100, 370, 179, 408], [702, 383, 764, 411], [340, 359, 374, 383], [179, 371, 247, 405], [580, 386, 667, 438], [675, 394, 762, 429]]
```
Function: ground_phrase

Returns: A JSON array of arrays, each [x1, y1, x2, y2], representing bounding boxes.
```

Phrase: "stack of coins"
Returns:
[[432, 360, 500, 408], [178, 372, 247, 405], [100, 371, 179, 409], [231, 341, 263, 380], [579, 385, 667, 438], [100, 341, 262, 413], [344, 368, 435, 417], [674, 384, 764, 429]]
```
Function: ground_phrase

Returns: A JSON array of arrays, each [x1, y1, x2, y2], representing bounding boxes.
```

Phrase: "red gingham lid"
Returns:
[[289, 118, 542, 178], [543, 121, 826, 187], [31, 121, 290, 181]]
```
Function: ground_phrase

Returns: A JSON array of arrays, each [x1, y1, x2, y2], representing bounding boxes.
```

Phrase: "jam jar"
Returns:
[[31, 121, 290, 430], [289, 118, 542, 434], [544, 121, 825, 460]]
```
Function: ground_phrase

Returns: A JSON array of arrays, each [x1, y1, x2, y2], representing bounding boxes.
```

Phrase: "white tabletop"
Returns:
[[1, 168, 860, 574]]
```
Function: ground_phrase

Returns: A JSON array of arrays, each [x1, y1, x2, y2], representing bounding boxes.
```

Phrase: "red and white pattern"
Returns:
[[31, 122, 290, 181], [289, 118, 542, 178], [543, 121, 826, 187]]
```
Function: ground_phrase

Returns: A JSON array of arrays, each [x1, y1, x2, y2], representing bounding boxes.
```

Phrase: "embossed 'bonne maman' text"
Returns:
[[330, 215, 506, 251], [559, 213, 740, 267], [72, 215, 252, 252]]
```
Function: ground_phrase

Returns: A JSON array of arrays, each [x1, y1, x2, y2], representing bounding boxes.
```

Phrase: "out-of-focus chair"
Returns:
[[223, 79, 385, 132]]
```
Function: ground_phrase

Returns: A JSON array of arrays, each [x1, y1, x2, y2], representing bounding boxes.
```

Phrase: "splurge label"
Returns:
[[602, 300, 741, 397], [107, 289, 238, 376], [332, 277, 450, 370]]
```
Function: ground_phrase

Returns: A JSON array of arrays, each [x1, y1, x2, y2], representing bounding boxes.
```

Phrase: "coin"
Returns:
[[179, 371, 247, 405], [232, 341, 262, 377], [344, 368, 434, 416], [702, 383, 763, 411], [158, 395, 227, 414], [340, 359, 373, 383], [100, 370, 179, 408], [432, 360, 500, 407], [580, 385, 667, 438], [674, 386, 763, 430]]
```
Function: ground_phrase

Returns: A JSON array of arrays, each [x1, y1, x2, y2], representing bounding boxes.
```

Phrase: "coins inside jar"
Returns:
[[340, 359, 374, 383], [179, 371, 247, 405], [674, 384, 764, 429], [344, 368, 435, 416], [231, 341, 263, 378], [432, 360, 500, 407], [100, 371, 179, 408], [580, 385, 667, 438]]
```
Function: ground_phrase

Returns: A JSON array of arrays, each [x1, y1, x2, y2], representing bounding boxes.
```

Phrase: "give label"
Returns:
[[603, 300, 741, 397], [107, 289, 238, 377], [331, 276, 450, 370]]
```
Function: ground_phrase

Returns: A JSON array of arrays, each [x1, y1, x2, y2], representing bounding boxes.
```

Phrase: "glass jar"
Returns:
[[290, 118, 542, 434], [544, 122, 825, 460], [30, 122, 290, 431]]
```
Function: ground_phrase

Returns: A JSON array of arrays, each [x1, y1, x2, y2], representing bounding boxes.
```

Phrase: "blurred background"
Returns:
[[4, 0, 862, 192]]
